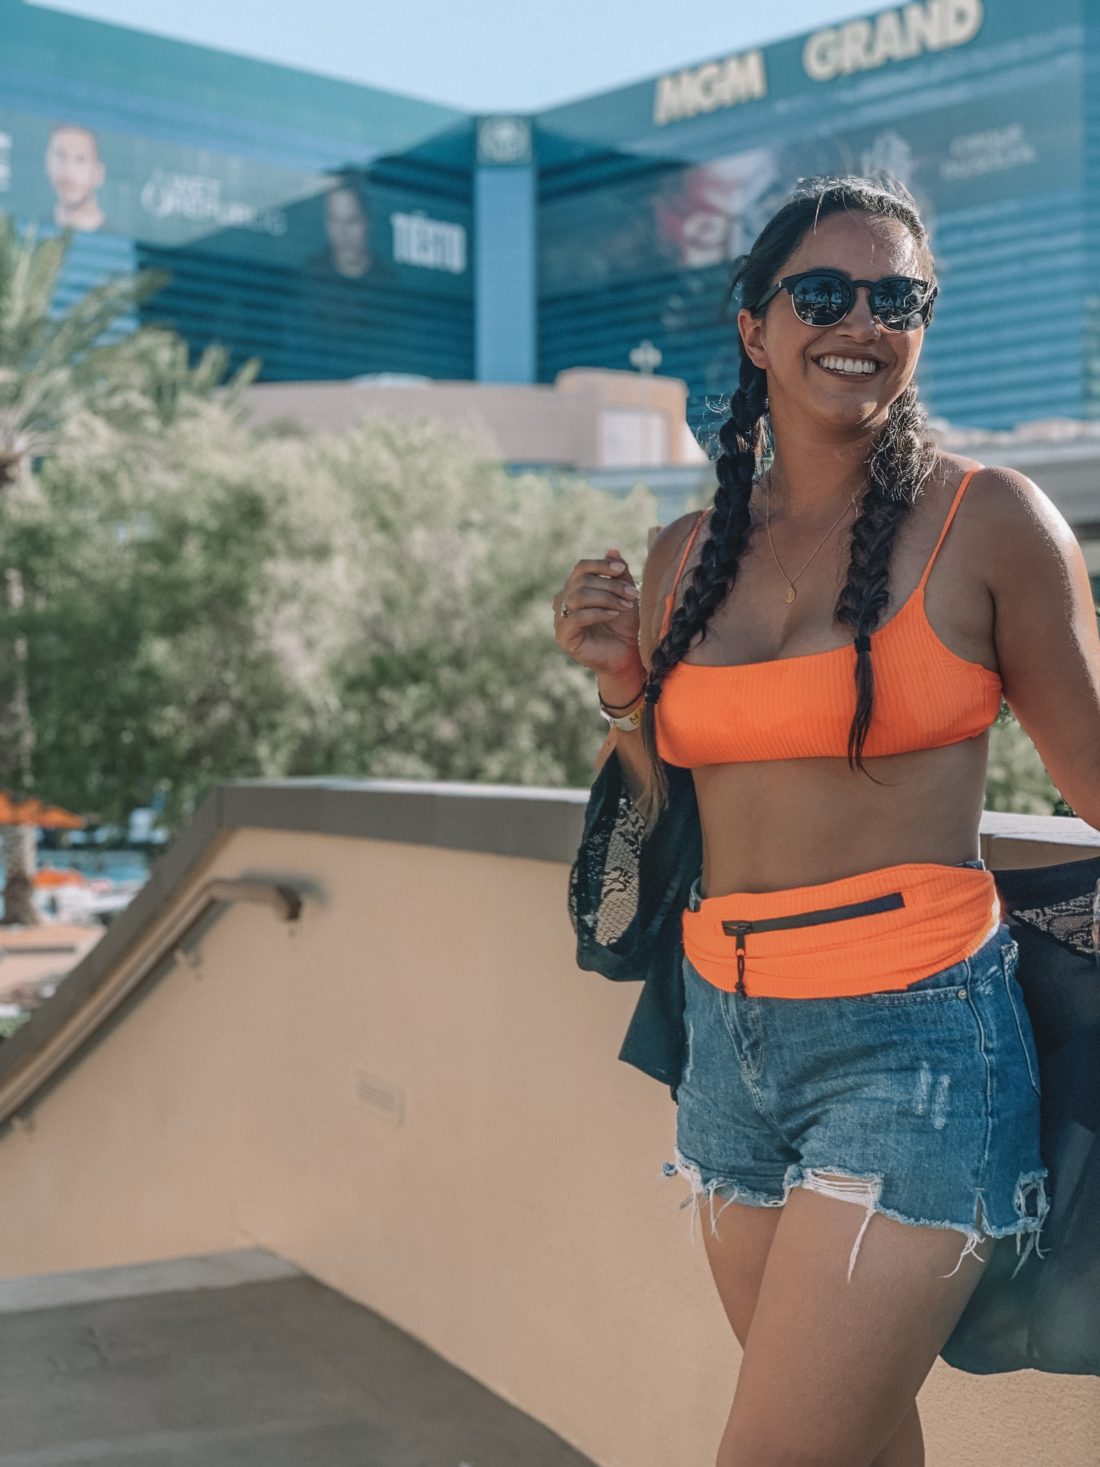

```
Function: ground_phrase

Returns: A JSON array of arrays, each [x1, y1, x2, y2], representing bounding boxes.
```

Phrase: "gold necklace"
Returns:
[[764, 479, 859, 604]]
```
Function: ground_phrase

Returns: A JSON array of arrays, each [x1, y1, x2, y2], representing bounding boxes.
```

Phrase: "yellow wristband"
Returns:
[[599, 699, 644, 732]]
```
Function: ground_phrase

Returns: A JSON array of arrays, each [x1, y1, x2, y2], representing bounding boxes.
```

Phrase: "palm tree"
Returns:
[[0, 215, 169, 923]]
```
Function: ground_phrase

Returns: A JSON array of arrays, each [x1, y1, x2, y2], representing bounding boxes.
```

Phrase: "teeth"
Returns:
[[816, 355, 880, 375]]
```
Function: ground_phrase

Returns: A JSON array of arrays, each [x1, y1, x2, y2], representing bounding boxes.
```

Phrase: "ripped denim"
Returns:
[[663, 921, 1050, 1283]]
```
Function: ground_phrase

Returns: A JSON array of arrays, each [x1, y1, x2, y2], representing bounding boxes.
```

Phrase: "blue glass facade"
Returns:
[[2, 2, 475, 380], [3, 0, 1095, 429], [534, 0, 1088, 432]]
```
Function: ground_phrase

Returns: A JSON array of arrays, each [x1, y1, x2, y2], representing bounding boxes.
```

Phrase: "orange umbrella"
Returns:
[[0, 789, 86, 830], [33, 866, 90, 888]]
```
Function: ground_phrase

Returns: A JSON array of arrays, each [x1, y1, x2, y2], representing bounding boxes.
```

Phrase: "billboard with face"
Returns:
[[44, 123, 108, 231], [0, 66, 474, 381], [535, 0, 1085, 428]]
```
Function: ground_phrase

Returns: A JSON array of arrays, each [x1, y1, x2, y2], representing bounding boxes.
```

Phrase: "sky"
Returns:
[[25, 0, 881, 111]]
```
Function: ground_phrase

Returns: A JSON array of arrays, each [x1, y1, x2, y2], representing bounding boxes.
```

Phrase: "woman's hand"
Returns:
[[552, 546, 645, 681]]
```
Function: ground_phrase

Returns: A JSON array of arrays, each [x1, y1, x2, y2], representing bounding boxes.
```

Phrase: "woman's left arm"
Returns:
[[984, 466, 1100, 830]]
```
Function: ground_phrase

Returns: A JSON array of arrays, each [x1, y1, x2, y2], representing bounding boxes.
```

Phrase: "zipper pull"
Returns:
[[722, 920, 752, 997]]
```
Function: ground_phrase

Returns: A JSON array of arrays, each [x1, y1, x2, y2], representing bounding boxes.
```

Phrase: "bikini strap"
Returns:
[[916, 467, 983, 593], [658, 508, 712, 640]]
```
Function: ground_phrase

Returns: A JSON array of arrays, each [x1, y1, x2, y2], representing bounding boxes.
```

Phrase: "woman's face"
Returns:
[[737, 210, 929, 434]]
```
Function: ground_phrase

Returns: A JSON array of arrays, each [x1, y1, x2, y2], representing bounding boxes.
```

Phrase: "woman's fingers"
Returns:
[[563, 605, 625, 625], [553, 570, 638, 613], [569, 554, 636, 595], [552, 551, 645, 674], [572, 554, 634, 583], [575, 578, 637, 608], [576, 564, 639, 602], [552, 552, 641, 642]]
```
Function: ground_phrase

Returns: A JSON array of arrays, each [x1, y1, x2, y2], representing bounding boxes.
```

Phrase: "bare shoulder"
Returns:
[[638, 507, 710, 667], [646, 508, 709, 583], [964, 462, 1080, 588], [963, 460, 1100, 827]]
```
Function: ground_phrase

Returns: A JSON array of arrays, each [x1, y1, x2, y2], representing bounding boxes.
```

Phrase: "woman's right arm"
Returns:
[[608, 512, 704, 803], [553, 511, 703, 804]]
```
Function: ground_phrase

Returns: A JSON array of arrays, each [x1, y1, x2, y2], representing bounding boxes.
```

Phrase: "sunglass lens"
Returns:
[[790, 273, 850, 326], [873, 278, 931, 330]]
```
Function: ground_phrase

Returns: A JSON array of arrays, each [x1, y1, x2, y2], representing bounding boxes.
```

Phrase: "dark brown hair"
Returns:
[[637, 173, 939, 829]]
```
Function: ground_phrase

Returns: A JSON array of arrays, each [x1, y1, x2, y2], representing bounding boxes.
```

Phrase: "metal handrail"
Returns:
[[0, 877, 301, 1132]]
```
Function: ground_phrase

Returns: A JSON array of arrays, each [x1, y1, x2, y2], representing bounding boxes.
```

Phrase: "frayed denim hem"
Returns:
[[662, 1148, 1051, 1284]]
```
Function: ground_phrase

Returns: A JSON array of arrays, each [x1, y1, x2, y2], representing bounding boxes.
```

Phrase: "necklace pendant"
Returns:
[[785, 587, 796, 604]]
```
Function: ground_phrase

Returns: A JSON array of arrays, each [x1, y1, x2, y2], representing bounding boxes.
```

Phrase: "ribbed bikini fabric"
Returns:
[[655, 468, 1002, 767]]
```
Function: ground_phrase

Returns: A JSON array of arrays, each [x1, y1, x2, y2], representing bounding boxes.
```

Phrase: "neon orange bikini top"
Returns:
[[655, 468, 1003, 766]]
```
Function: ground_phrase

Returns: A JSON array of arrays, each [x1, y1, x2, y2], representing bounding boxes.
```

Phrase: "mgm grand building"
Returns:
[[3, 0, 1099, 553]]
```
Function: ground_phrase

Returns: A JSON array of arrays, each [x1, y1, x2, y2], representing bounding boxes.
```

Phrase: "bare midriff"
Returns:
[[691, 732, 989, 899]]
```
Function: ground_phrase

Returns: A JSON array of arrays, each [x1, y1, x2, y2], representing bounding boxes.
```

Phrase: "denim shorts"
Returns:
[[662, 902, 1050, 1284]]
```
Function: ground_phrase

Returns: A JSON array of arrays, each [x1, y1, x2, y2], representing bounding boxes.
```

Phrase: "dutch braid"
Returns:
[[638, 355, 766, 819], [836, 384, 937, 770], [634, 173, 938, 831]]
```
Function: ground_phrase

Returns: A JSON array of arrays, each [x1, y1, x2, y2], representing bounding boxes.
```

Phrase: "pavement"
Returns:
[[0, 1249, 598, 1466]]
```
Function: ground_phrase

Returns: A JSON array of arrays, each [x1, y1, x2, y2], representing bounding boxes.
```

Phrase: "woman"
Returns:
[[552, 176, 1100, 1467]]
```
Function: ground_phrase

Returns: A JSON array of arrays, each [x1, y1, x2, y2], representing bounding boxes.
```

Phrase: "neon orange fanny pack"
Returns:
[[681, 862, 1001, 999]]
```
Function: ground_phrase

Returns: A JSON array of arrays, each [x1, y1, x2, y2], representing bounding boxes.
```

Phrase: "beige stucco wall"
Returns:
[[0, 826, 1096, 1465], [243, 367, 707, 470]]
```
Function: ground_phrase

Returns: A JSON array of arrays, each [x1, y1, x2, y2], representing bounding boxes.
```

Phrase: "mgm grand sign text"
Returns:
[[653, 0, 985, 126]]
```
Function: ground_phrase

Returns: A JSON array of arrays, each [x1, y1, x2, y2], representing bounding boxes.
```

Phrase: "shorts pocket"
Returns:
[[841, 956, 971, 1006], [1001, 940, 1041, 1096]]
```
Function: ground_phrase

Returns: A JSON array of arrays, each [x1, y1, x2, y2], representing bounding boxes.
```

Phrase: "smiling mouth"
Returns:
[[813, 354, 885, 380]]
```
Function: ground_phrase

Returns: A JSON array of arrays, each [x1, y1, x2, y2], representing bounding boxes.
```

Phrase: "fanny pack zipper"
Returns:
[[719, 891, 906, 996]]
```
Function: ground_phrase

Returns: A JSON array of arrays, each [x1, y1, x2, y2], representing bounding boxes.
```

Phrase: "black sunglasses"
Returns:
[[752, 268, 937, 332]]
